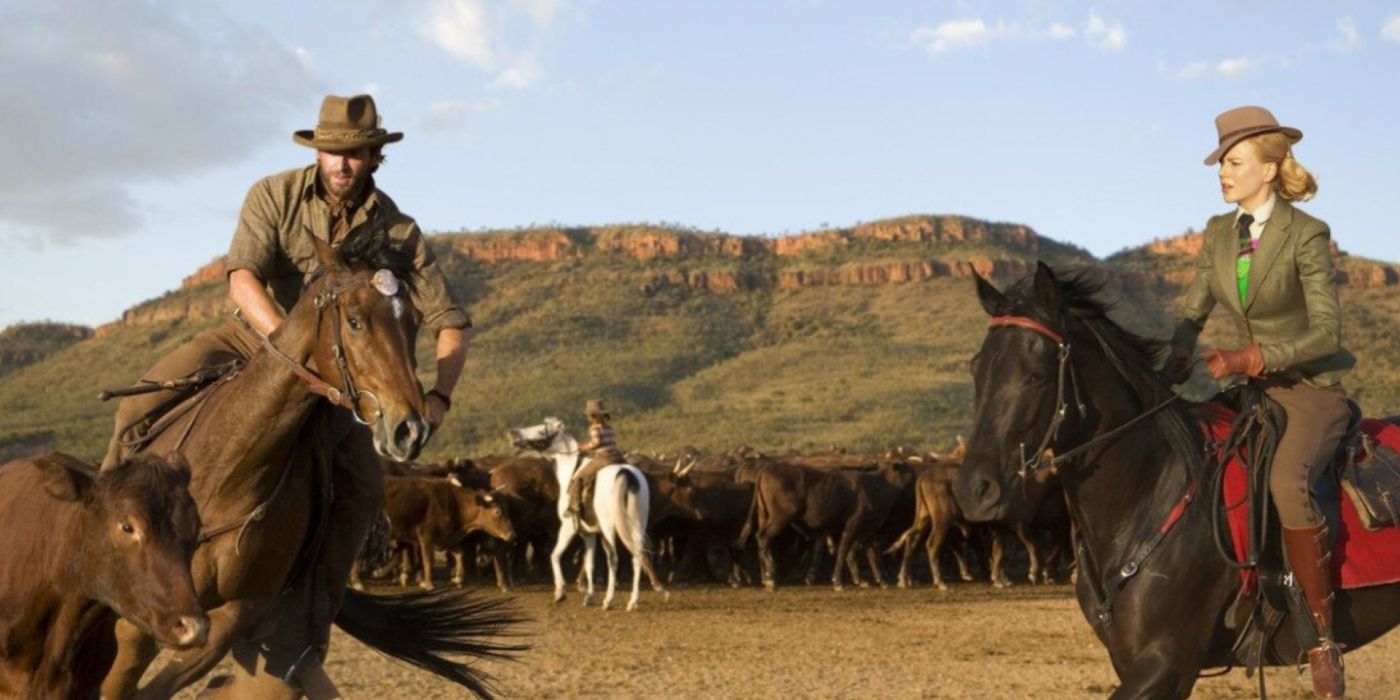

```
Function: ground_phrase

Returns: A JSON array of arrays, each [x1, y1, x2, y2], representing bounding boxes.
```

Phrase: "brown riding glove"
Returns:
[[1203, 344, 1265, 380]]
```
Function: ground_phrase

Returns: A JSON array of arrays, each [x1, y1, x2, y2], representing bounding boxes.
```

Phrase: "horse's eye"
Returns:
[[347, 317, 362, 331], [120, 522, 135, 535], [1027, 368, 1049, 385]]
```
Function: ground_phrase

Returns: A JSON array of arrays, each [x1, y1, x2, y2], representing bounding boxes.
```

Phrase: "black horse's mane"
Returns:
[[1006, 268, 1205, 473]]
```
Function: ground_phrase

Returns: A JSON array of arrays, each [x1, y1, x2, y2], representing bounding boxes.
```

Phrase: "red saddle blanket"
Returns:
[[1209, 403, 1400, 592]]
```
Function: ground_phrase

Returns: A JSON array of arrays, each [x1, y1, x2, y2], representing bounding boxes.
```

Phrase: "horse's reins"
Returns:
[[199, 273, 393, 549], [259, 277, 386, 426], [987, 314, 1196, 626]]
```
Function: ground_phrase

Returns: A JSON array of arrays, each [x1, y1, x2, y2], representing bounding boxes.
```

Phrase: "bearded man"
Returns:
[[102, 94, 470, 695]]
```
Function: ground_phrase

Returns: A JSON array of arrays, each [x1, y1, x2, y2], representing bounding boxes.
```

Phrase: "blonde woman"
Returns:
[[1169, 105, 1355, 698]]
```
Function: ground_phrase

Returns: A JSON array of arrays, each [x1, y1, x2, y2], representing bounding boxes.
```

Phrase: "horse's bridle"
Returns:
[[987, 314, 1182, 479], [261, 276, 390, 426], [987, 315, 1085, 479]]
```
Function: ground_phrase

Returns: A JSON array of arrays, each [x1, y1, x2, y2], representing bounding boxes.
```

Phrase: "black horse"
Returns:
[[952, 262, 1400, 699]]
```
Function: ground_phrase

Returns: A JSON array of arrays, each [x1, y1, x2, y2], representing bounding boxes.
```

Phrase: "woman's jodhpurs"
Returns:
[[1262, 380, 1351, 529]]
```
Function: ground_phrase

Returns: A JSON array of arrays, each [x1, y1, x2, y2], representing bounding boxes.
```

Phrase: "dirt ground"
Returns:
[[168, 582, 1400, 699]]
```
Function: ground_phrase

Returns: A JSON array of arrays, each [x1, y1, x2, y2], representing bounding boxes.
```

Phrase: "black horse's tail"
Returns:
[[734, 481, 761, 549], [335, 588, 529, 699]]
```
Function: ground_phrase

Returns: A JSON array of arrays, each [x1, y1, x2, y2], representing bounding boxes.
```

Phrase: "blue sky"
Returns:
[[3, 1, 1399, 327]]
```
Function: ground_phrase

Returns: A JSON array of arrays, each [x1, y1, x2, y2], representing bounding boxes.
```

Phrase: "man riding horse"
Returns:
[[102, 94, 470, 688]]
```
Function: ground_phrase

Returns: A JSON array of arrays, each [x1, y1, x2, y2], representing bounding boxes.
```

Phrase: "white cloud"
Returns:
[[422, 0, 497, 68], [511, 0, 567, 26], [910, 13, 1124, 56], [492, 52, 543, 90], [421, 0, 569, 89], [0, 1, 315, 248], [1383, 14, 1400, 42], [1084, 11, 1127, 51], [419, 98, 503, 133], [1331, 17, 1361, 53], [910, 18, 1019, 55], [1174, 56, 1263, 79]]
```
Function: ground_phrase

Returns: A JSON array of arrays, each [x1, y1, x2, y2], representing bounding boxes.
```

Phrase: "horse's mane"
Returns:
[[307, 227, 418, 293], [1005, 268, 1204, 473]]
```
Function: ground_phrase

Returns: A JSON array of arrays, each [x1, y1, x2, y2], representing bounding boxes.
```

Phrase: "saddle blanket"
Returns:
[[1210, 404, 1400, 592]]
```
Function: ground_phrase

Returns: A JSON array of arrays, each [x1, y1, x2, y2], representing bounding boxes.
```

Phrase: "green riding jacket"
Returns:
[[1171, 197, 1355, 388]]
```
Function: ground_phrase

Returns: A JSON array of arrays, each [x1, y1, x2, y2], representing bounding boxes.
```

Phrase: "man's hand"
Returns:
[[1202, 344, 1265, 380], [424, 391, 449, 430]]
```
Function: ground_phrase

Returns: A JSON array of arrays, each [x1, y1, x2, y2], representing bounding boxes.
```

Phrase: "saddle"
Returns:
[[1210, 385, 1400, 677]]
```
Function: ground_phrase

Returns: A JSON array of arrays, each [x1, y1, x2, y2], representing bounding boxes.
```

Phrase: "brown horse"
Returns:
[[101, 238, 521, 699], [0, 453, 206, 699]]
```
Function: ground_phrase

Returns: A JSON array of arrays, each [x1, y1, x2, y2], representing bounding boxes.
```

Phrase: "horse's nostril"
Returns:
[[394, 420, 413, 447]]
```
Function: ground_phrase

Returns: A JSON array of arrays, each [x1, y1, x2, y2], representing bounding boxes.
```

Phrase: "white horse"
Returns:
[[510, 417, 666, 611]]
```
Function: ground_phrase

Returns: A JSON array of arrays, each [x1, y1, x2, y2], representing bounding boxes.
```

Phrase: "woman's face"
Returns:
[[1218, 139, 1277, 209]]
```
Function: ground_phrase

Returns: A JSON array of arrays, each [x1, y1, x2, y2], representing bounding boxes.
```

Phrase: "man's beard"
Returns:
[[322, 169, 368, 201]]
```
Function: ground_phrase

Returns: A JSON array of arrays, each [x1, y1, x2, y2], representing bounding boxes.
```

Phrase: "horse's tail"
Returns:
[[335, 588, 528, 699], [618, 468, 651, 556]]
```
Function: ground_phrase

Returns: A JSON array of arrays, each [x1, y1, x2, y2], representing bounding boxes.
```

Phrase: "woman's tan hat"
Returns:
[[294, 94, 404, 152], [1204, 105, 1302, 166], [585, 399, 610, 417]]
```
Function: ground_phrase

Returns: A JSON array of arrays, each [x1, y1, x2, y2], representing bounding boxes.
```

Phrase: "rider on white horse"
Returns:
[[567, 399, 623, 522]]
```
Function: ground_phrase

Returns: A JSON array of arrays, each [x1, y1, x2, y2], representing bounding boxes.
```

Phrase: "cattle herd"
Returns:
[[358, 439, 1077, 601]]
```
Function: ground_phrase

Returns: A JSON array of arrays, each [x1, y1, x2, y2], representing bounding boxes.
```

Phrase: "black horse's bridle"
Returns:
[[987, 314, 1182, 479]]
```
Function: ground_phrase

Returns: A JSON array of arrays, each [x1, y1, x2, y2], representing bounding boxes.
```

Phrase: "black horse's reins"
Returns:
[[987, 314, 1196, 625]]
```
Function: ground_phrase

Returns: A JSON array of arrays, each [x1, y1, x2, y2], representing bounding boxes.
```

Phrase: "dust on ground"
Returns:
[[172, 583, 1400, 699]]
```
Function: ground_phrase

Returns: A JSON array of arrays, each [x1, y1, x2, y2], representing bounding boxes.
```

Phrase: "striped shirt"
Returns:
[[587, 423, 617, 454]]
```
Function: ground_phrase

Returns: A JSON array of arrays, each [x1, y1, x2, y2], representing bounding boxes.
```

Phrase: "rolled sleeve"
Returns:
[[226, 178, 280, 279], [403, 221, 470, 335]]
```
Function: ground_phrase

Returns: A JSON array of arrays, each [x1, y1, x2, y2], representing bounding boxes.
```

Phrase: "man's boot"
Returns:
[[1284, 524, 1345, 698]]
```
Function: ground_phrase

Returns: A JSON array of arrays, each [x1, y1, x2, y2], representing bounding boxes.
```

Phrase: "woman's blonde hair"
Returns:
[[1243, 132, 1317, 202]]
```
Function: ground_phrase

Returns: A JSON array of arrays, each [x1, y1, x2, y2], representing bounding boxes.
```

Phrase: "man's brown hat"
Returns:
[[585, 399, 609, 417], [1204, 105, 1301, 166], [294, 94, 404, 152]]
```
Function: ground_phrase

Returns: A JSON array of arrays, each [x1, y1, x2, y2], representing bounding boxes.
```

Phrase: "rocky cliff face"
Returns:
[[83, 217, 1400, 329]]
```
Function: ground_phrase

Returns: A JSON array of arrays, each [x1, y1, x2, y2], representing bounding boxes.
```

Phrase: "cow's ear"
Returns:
[[32, 455, 95, 502]]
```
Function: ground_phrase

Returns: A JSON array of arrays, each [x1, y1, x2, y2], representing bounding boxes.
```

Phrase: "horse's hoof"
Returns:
[[878, 581, 890, 590], [896, 579, 909, 590], [763, 581, 776, 593], [553, 590, 566, 604], [582, 594, 595, 607], [833, 584, 845, 592], [857, 581, 870, 589], [350, 581, 365, 591], [398, 577, 410, 588], [662, 590, 671, 602], [419, 582, 433, 591], [937, 583, 949, 592], [626, 601, 639, 612]]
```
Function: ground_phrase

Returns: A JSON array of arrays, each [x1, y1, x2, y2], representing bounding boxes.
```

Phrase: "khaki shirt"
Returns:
[[225, 165, 470, 335]]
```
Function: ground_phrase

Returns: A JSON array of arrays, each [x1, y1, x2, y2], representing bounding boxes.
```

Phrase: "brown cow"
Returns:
[[737, 457, 916, 590], [0, 453, 207, 699], [383, 476, 515, 589], [483, 456, 559, 591]]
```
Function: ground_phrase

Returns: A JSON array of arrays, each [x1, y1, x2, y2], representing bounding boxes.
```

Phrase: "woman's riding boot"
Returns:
[[1283, 524, 1345, 699]]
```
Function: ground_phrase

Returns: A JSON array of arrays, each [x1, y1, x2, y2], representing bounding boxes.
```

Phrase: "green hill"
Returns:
[[2, 215, 1397, 462]]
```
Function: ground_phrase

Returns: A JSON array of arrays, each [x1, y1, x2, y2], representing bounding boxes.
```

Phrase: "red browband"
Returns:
[[988, 316, 1064, 343]]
